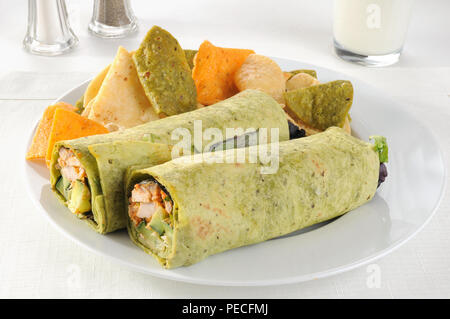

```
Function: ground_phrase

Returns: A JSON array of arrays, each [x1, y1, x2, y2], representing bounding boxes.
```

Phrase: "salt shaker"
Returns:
[[23, 0, 78, 56], [88, 0, 138, 38]]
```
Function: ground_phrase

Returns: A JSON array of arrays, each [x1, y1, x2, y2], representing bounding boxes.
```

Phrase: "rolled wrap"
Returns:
[[126, 127, 380, 268], [50, 90, 289, 234]]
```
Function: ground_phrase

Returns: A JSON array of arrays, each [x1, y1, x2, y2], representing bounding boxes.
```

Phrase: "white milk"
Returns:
[[334, 0, 414, 56]]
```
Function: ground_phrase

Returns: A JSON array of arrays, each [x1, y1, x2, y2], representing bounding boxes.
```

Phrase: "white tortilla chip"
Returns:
[[88, 46, 160, 129], [343, 116, 351, 135], [285, 73, 320, 91], [81, 97, 95, 118], [83, 64, 110, 109]]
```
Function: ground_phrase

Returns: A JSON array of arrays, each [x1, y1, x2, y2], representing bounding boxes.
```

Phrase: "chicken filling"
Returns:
[[55, 147, 92, 216], [129, 180, 174, 248]]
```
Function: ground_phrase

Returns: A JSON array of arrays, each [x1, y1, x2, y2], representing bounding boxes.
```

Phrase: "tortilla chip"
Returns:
[[343, 116, 351, 135], [286, 72, 320, 91], [45, 108, 108, 166], [26, 102, 76, 161], [283, 72, 292, 81], [88, 46, 160, 129], [83, 64, 110, 109], [283, 80, 353, 131], [288, 69, 318, 79], [82, 98, 94, 118], [74, 95, 84, 114], [184, 49, 197, 70], [285, 104, 351, 136], [234, 54, 285, 103], [192, 40, 254, 105], [133, 26, 197, 116], [283, 104, 322, 136]]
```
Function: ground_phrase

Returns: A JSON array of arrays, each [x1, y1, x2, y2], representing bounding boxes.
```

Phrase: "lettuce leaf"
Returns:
[[370, 135, 388, 163]]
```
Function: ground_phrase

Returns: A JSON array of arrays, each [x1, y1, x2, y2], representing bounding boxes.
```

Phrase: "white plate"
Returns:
[[24, 58, 446, 286]]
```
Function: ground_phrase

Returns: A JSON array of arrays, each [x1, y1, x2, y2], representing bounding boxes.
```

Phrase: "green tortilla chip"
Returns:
[[283, 80, 353, 131], [289, 69, 317, 79], [133, 26, 197, 116], [184, 49, 197, 70], [75, 95, 84, 114]]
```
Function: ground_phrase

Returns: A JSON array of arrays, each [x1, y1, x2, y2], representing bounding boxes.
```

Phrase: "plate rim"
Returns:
[[23, 57, 447, 286]]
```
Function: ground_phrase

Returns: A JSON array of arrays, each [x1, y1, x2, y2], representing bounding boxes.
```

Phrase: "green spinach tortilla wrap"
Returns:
[[125, 127, 383, 268], [49, 90, 289, 234]]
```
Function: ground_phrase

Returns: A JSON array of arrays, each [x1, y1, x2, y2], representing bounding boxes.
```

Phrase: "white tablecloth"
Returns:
[[0, 0, 449, 298]]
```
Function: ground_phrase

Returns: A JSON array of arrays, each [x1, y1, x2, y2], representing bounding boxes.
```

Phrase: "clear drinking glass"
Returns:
[[23, 0, 78, 56], [333, 0, 415, 67], [88, 0, 138, 38]]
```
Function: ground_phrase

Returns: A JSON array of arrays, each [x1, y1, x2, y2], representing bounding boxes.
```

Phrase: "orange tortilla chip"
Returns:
[[192, 40, 254, 105], [26, 102, 76, 161], [45, 108, 108, 166]]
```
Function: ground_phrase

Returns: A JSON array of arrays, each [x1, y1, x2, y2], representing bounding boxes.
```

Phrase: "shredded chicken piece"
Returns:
[[162, 192, 172, 214], [129, 181, 173, 226], [60, 166, 86, 182], [128, 203, 141, 226], [131, 182, 163, 203], [164, 200, 172, 215], [137, 202, 162, 219], [131, 186, 150, 202], [57, 147, 86, 182]]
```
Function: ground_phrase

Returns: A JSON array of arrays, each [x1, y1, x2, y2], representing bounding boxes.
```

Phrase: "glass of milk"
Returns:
[[333, 0, 415, 67]]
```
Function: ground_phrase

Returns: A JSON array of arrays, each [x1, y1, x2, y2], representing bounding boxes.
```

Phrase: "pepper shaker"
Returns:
[[88, 0, 138, 38]]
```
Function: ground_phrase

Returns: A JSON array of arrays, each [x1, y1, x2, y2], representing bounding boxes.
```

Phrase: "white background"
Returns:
[[0, 0, 449, 298]]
